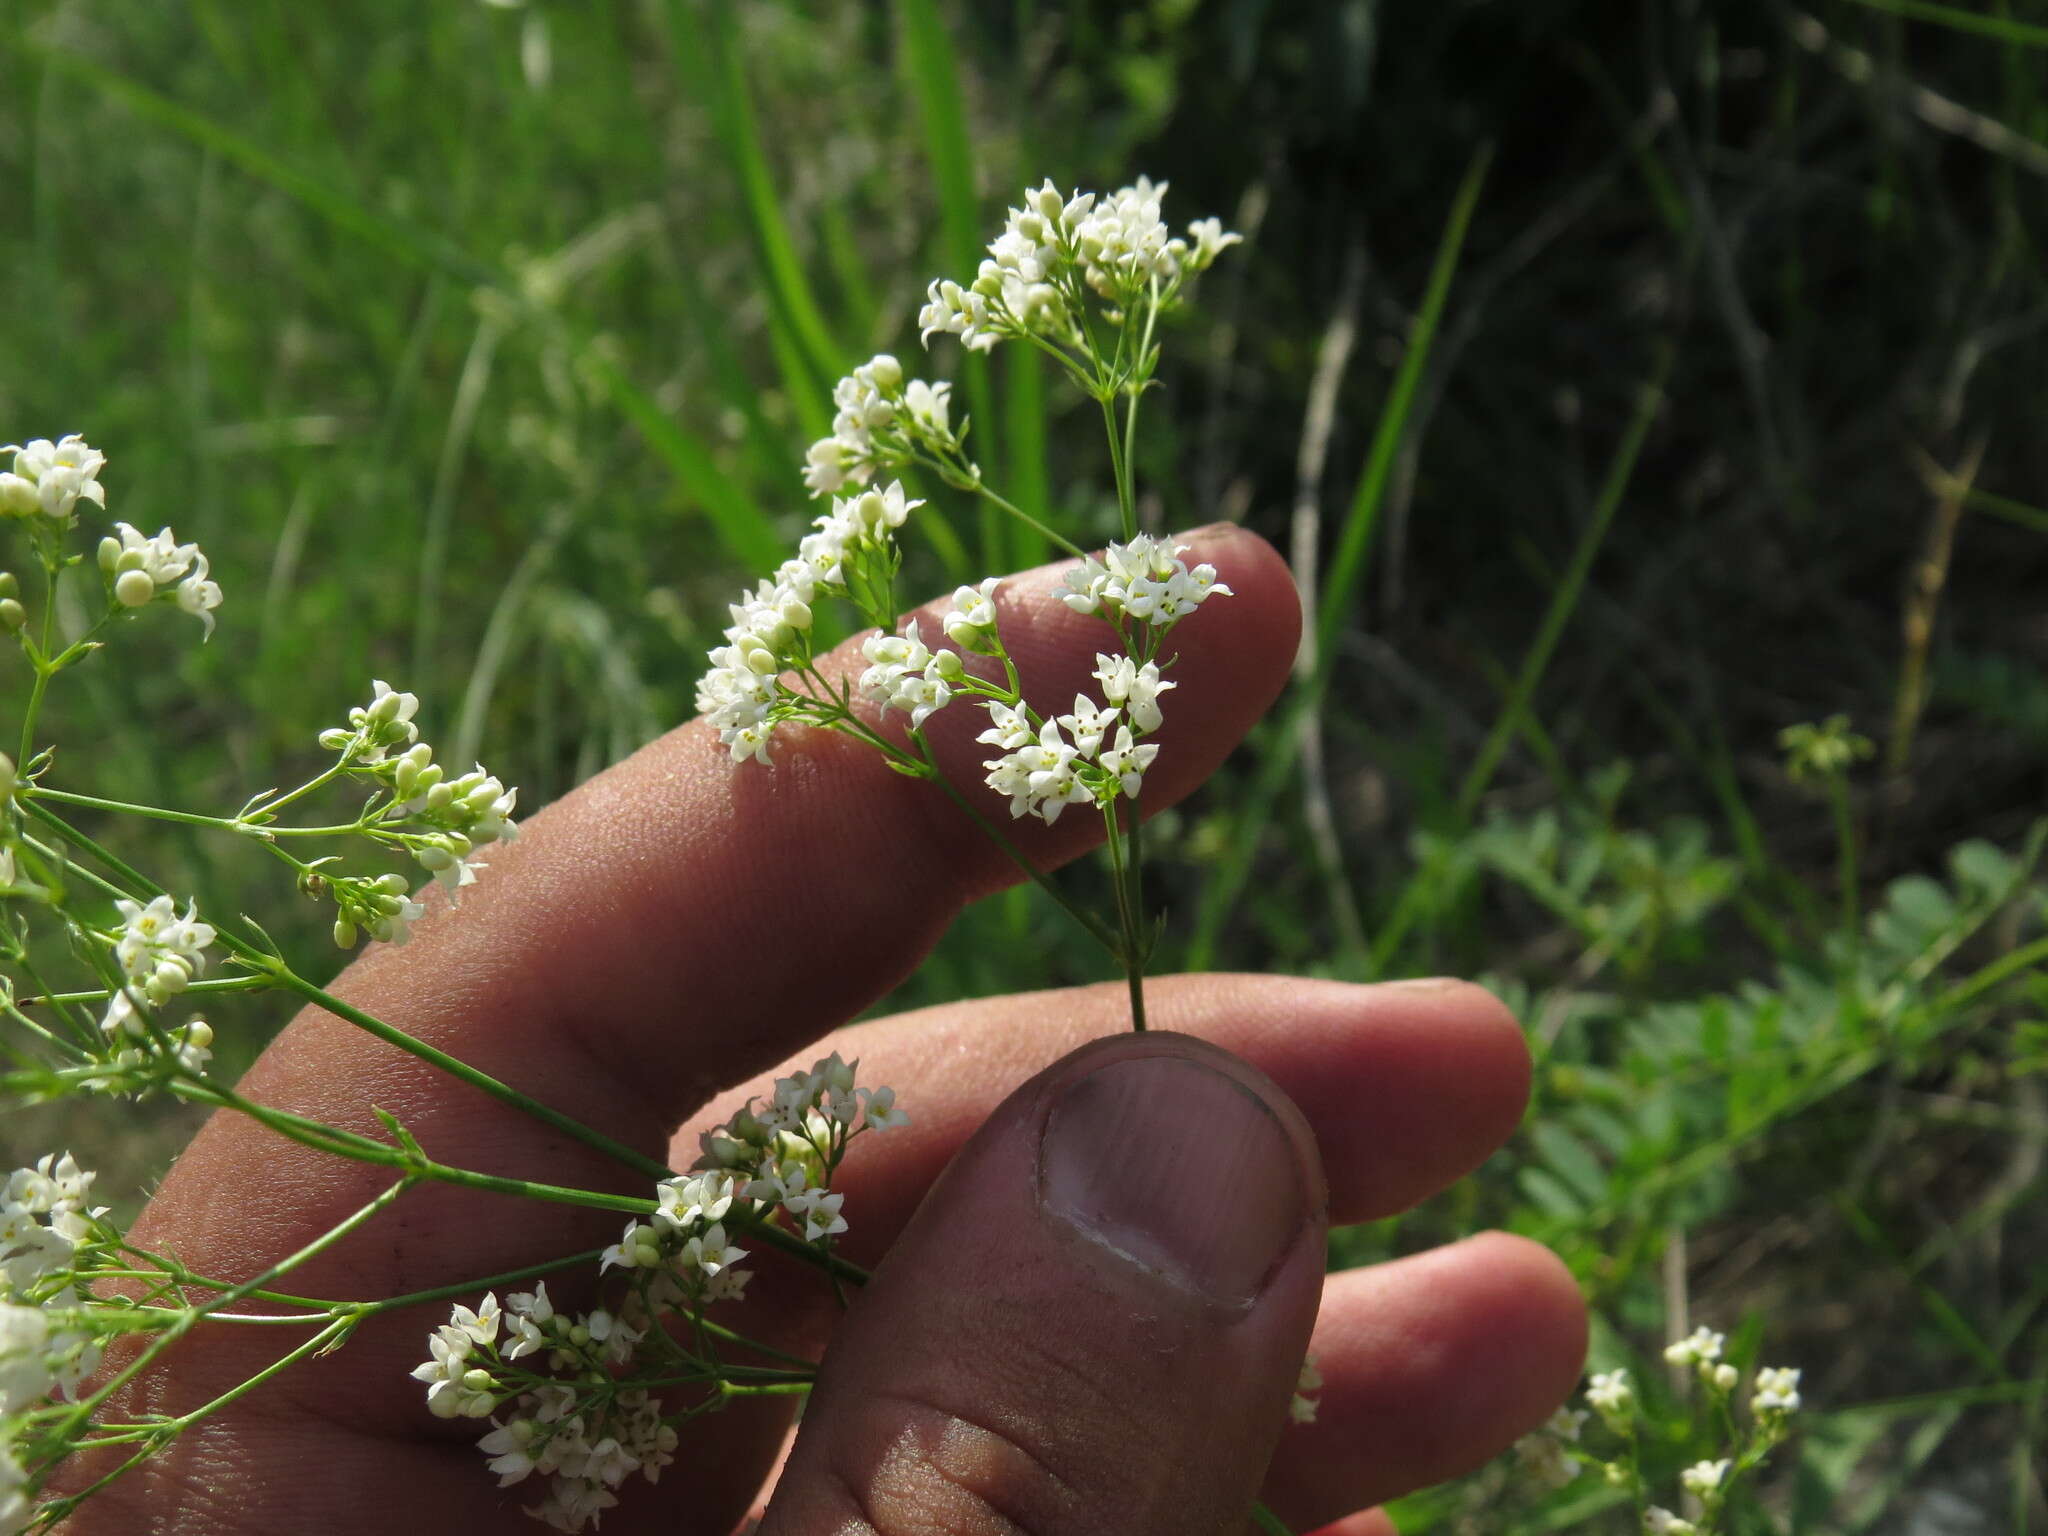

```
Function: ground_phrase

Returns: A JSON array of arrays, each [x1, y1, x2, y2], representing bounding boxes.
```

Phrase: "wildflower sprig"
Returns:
[[415, 1051, 909, 1530], [1506, 1335, 1805, 1533], [0, 171, 1259, 1536], [703, 174, 1242, 1034]]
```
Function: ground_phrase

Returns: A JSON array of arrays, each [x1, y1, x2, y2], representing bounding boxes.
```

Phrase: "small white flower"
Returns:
[[2, 435, 107, 522], [174, 552, 223, 639], [943, 576, 1002, 653], [1680, 1458, 1731, 1496], [859, 1084, 909, 1132], [1585, 1368, 1632, 1416], [1092, 653, 1174, 733], [975, 700, 1034, 752], [1097, 725, 1159, 799], [1752, 1364, 1802, 1415], [1056, 694, 1119, 759], [1645, 1509, 1696, 1536], [1184, 216, 1243, 270], [1664, 1325, 1724, 1366], [903, 378, 952, 437]]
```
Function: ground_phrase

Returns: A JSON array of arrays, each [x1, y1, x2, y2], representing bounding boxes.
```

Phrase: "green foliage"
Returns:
[[6, 0, 2048, 1526]]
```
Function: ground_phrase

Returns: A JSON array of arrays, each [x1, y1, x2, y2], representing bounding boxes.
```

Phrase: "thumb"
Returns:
[[762, 1031, 1328, 1536]]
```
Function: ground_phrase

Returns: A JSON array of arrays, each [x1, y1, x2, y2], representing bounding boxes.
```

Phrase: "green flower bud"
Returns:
[[114, 569, 157, 608]]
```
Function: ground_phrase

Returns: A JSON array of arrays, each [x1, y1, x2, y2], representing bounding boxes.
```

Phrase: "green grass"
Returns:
[[6, 0, 2048, 1528]]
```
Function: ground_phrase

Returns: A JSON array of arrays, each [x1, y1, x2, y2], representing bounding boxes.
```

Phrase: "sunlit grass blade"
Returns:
[[668, 0, 843, 402]]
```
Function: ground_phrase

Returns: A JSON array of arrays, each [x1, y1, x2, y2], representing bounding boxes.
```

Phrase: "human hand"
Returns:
[[81, 525, 1585, 1534]]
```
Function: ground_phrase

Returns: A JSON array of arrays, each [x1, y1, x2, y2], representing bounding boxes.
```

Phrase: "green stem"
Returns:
[[946, 465, 1084, 559], [15, 547, 61, 766], [25, 785, 279, 838], [917, 736, 1120, 952], [1249, 1501, 1296, 1535], [20, 974, 274, 1007]]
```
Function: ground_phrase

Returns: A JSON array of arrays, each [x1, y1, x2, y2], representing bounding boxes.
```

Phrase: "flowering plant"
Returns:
[[0, 175, 1361, 1534]]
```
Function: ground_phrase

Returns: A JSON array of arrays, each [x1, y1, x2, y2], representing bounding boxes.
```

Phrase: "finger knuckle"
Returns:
[[821, 1390, 1084, 1536]]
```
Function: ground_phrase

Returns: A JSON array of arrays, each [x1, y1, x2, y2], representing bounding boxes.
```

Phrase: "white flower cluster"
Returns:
[[802, 353, 960, 498], [1, 1152, 108, 1533], [918, 177, 1240, 353], [93, 897, 217, 1082], [382, 745, 520, 897], [318, 680, 424, 765], [977, 644, 1178, 824], [1664, 1324, 1739, 1391], [1751, 1363, 1801, 1417], [0, 1155, 102, 1306], [312, 681, 520, 941], [326, 871, 427, 949], [696, 481, 923, 765], [111, 895, 215, 1007], [411, 1286, 670, 1532], [96, 524, 222, 638], [1536, 1349, 1802, 1530], [0, 437, 107, 524], [1585, 1366, 1632, 1422], [424, 1058, 906, 1533], [1058, 533, 1231, 630], [858, 619, 963, 732]]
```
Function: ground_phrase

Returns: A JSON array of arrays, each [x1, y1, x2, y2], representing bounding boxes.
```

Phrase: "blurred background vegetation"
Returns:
[[4, 0, 2046, 1528]]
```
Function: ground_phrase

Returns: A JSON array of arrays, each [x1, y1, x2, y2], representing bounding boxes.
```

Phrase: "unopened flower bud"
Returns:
[[0, 474, 37, 517], [0, 572, 14, 599], [0, 599, 22, 633], [113, 569, 156, 608], [183, 1020, 214, 1049], [333, 917, 358, 949], [930, 648, 965, 682], [866, 354, 902, 393], [375, 872, 411, 896]]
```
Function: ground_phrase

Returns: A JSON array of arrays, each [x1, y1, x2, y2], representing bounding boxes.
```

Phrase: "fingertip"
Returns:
[[1298, 1232, 1588, 1493]]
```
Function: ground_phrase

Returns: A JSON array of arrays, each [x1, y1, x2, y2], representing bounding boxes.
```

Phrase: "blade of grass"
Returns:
[[1840, 0, 2048, 47], [1186, 145, 1492, 971], [1311, 143, 1493, 671], [673, 0, 843, 399], [893, 0, 1013, 570], [1453, 349, 1671, 820], [1359, 348, 1671, 976], [1003, 348, 1050, 570]]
